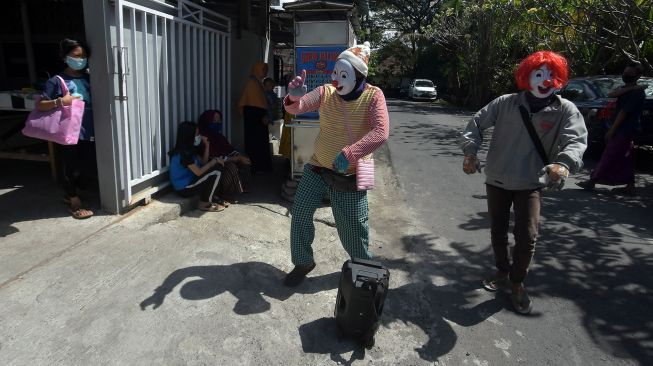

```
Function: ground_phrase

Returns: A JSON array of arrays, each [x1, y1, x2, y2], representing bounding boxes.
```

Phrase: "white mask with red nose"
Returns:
[[331, 59, 357, 96], [529, 64, 557, 98]]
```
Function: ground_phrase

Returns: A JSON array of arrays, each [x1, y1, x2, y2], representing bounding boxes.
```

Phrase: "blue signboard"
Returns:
[[295, 46, 346, 119]]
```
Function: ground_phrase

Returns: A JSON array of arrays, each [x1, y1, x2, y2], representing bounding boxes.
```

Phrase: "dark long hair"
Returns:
[[59, 38, 91, 59], [168, 121, 197, 157]]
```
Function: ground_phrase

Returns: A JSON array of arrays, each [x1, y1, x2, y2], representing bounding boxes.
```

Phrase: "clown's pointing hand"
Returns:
[[288, 69, 307, 101]]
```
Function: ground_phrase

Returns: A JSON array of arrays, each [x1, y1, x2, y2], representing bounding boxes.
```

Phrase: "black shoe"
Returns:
[[576, 180, 595, 191], [511, 286, 533, 315], [283, 263, 316, 287]]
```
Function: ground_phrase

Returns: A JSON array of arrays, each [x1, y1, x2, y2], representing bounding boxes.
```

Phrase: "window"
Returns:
[[414, 80, 434, 87], [561, 82, 588, 101]]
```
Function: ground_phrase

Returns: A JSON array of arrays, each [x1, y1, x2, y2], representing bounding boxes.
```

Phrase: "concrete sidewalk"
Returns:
[[1, 150, 452, 365]]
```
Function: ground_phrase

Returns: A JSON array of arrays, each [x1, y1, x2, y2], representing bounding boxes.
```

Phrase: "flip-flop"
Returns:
[[68, 206, 93, 219], [482, 274, 510, 292], [199, 203, 225, 212]]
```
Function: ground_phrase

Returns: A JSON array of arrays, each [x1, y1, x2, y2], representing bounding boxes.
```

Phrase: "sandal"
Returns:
[[212, 198, 230, 207], [482, 273, 510, 292], [199, 203, 225, 212], [68, 206, 94, 219], [511, 286, 533, 314]]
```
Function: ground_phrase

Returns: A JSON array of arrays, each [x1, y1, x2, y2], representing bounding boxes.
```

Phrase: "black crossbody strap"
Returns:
[[518, 105, 549, 165]]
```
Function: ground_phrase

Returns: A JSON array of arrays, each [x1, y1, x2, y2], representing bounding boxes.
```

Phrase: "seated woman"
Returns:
[[198, 109, 252, 203], [168, 121, 226, 212]]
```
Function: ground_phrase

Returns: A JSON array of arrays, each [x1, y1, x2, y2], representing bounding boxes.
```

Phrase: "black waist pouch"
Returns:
[[312, 166, 357, 192]]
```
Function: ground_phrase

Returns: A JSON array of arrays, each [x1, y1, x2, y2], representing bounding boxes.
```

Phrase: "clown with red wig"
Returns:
[[460, 51, 587, 314]]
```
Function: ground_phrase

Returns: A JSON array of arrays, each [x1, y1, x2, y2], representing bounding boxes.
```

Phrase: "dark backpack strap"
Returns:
[[518, 105, 549, 165]]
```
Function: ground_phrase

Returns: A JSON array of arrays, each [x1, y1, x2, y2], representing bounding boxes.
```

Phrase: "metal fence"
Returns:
[[113, 0, 231, 206]]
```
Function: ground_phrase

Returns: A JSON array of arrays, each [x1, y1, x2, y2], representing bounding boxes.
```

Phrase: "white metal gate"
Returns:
[[112, 0, 231, 207]]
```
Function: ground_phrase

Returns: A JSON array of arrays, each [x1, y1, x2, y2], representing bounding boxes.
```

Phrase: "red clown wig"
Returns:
[[515, 51, 569, 90]]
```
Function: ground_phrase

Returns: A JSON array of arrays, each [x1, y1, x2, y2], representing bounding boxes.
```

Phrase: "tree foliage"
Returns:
[[369, 0, 653, 108]]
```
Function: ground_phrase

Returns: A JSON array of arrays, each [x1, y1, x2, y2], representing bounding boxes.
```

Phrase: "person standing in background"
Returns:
[[238, 62, 272, 174], [263, 77, 279, 126], [577, 62, 646, 195]]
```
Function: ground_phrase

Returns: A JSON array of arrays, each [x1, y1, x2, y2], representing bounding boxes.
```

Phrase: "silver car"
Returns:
[[408, 79, 437, 101]]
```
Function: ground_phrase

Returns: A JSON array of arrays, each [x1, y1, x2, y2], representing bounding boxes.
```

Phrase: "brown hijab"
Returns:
[[238, 61, 268, 113]]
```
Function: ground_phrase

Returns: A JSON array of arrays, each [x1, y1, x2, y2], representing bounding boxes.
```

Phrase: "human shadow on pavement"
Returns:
[[455, 185, 653, 363], [381, 234, 505, 362], [139, 261, 339, 315], [297, 234, 504, 363]]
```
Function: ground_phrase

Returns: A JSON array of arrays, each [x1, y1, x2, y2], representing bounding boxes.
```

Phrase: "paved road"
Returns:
[[383, 98, 653, 365]]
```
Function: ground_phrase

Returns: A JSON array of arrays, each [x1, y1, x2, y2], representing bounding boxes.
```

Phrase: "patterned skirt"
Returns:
[[216, 160, 251, 199]]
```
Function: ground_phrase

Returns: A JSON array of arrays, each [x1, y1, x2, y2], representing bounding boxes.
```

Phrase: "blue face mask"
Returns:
[[194, 135, 202, 146], [208, 123, 222, 133], [66, 56, 87, 70]]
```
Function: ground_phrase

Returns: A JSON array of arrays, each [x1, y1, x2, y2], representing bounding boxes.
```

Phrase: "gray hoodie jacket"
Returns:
[[460, 92, 588, 190]]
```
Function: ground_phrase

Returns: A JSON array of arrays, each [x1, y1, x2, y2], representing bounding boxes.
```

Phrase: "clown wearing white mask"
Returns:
[[281, 42, 390, 287], [460, 51, 587, 314]]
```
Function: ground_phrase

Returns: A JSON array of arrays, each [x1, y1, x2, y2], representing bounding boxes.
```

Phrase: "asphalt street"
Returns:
[[384, 97, 653, 365]]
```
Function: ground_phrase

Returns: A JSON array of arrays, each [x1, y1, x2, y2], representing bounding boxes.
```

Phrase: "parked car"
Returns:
[[407, 79, 437, 101], [558, 75, 653, 155]]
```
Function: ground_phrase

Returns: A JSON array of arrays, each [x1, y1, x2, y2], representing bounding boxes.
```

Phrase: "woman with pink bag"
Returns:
[[38, 39, 95, 219]]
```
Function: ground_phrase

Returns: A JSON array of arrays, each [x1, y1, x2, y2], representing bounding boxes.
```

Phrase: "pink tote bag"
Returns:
[[22, 76, 84, 145]]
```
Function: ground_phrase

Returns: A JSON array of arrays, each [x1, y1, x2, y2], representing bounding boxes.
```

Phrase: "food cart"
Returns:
[[283, 1, 356, 179]]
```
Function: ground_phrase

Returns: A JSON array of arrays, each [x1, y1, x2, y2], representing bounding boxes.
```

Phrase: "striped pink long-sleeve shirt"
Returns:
[[284, 84, 390, 168]]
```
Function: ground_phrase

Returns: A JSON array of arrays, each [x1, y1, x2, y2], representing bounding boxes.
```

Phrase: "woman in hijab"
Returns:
[[238, 61, 272, 173], [197, 109, 251, 202]]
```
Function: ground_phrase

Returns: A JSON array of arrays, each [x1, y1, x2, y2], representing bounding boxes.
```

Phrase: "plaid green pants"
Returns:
[[290, 164, 371, 265]]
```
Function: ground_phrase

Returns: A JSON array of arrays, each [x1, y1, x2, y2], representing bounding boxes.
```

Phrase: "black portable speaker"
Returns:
[[334, 258, 390, 348]]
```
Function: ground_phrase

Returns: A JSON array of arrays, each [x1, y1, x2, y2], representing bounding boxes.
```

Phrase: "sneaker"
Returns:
[[511, 286, 533, 314], [482, 272, 510, 292], [576, 180, 595, 191], [283, 263, 316, 287]]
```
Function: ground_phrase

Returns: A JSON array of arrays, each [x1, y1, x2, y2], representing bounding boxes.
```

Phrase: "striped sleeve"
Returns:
[[342, 89, 389, 162], [283, 86, 324, 115]]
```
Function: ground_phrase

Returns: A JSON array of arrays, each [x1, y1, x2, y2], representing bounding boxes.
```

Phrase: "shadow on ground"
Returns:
[[0, 159, 104, 236], [140, 261, 339, 315], [443, 181, 653, 363]]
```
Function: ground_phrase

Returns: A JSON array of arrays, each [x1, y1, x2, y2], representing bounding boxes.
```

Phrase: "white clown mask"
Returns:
[[529, 64, 556, 98], [331, 59, 357, 95]]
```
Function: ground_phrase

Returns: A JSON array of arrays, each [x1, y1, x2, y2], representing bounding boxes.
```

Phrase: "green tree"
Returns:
[[522, 0, 653, 74], [372, 0, 447, 75]]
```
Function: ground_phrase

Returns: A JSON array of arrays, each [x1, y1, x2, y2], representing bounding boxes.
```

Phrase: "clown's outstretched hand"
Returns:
[[463, 154, 482, 174], [288, 69, 307, 102], [539, 163, 569, 190]]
